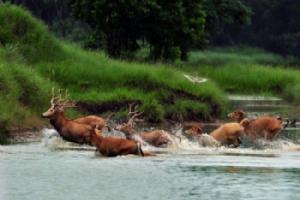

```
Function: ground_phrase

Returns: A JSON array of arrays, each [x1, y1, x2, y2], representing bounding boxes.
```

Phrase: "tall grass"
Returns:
[[36, 43, 227, 121]]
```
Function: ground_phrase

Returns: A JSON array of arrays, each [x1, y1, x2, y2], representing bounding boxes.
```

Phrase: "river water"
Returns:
[[1, 96, 300, 200]]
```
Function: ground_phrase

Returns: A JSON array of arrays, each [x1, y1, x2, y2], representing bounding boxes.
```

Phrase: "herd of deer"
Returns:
[[41, 90, 289, 157]]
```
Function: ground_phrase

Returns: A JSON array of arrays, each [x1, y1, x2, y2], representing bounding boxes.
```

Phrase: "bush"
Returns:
[[140, 99, 164, 123]]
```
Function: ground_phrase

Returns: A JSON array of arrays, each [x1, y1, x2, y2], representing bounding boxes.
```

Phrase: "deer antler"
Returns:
[[50, 88, 76, 108], [127, 103, 143, 125], [50, 88, 60, 106]]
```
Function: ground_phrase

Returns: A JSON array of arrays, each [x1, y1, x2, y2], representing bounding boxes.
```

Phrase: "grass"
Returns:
[[36, 43, 227, 122], [178, 47, 300, 103], [0, 51, 52, 129], [0, 3, 227, 143], [186, 47, 300, 67]]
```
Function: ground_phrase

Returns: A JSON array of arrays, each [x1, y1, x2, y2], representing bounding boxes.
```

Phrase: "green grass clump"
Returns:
[[0, 3, 64, 63], [0, 60, 52, 127]]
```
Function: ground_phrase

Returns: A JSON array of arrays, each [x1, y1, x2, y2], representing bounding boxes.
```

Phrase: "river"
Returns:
[[1, 96, 300, 200]]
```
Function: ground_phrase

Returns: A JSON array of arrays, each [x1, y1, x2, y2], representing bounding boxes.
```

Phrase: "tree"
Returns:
[[240, 0, 300, 56], [68, 0, 207, 61], [204, 0, 251, 45]]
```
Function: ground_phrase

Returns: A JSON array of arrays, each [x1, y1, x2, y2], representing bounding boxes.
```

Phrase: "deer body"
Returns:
[[90, 128, 144, 157], [140, 130, 172, 147], [43, 107, 92, 144], [209, 122, 243, 147], [42, 89, 107, 145], [116, 123, 173, 147], [240, 117, 283, 140], [228, 110, 283, 140], [74, 115, 106, 130]]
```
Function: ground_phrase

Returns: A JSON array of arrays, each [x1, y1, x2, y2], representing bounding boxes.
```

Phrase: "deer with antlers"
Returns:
[[41, 89, 109, 144], [89, 125, 144, 157], [115, 104, 177, 148]]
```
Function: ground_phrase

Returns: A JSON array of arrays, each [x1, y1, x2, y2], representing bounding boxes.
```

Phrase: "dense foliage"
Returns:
[[5, 0, 252, 61], [5, 0, 300, 59], [68, 0, 207, 61], [209, 0, 300, 57]]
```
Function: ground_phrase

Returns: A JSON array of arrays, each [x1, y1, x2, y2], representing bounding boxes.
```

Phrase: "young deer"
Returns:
[[89, 126, 144, 157], [182, 122, 203, 140], [115, 104, 174, 148], [41, 89, 108, 144]]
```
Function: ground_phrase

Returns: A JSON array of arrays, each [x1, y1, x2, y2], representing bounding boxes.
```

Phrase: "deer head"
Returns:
[[182, 123, 203, 139], [115, 103, 143, 133], [42, 88, 75, 118], [227, 110, 246, 122]]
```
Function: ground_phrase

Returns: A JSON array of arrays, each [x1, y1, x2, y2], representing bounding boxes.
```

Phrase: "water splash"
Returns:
[[41, 128, 94, 151], [40, 127, 300, 157]]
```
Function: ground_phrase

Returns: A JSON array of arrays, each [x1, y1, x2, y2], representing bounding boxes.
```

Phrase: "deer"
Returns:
[[227, 110, 286, 140], [115, 104, 176, 148], [44, 89, 110, 129], [41, 89, 109, 145], [89, 125, 144, 157], [209, 121, 245, 147], [182, 122, 203, 140], [180, 122, 219, 147]]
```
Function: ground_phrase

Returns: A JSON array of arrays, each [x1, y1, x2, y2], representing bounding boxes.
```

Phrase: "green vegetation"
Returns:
[[1, 3, 300, 144], [187, 47, 299, 66], [180, 47, 300, 102], [0, 4, 227, 143]]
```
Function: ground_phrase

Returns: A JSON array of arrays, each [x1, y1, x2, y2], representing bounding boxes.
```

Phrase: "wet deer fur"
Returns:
[[89, 127, 144, 157]]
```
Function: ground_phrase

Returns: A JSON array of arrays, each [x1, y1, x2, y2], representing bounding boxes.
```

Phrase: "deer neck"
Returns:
[[91, 132, 103, 146], [50, 111, 69, 132], [123, 127, 138, 137], [238, 116, 246, 123]]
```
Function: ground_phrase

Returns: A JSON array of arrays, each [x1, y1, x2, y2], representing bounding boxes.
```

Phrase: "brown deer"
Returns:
[[44, 89, 109, 131], [115, 104, 175, 148], [41, 90, 107, 144], [228, 110, 285, 140], [182, 122, 203, 140], [180, 122, 220, 147], [89, 126, 144, 157], [209, 122, 244, 147]]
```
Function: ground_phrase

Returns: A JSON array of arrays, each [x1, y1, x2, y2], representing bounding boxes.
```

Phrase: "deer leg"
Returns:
[[263, 130, 269, 140]]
